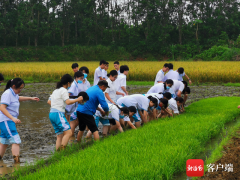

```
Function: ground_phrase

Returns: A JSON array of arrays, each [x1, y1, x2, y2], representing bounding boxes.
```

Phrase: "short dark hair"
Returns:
[[105, 61, 109, 65], [114, 61, 119, 65], [182, 81, 188, 87], [107, 70, 118, 77], [168, 63, 173, 70], [100, 60, 107, 65], [0, 73, 4, 81], [165, 79, 174, 85], [5, 78, 25, 92], [147, 96, 158, 108], [128, 106, 137, 113], [120, 65, 129, 73], [74, 71, 84, 78], [163, 63, 169, 68], [175, 97, 184, 103], [98, 80, 110, 88], [79, 66, 89, 74], [56, 74, 73, 89], [163, 92, 172, 100], [160, 98, 168, 108], [72, 63, 79, 69], [182, 87, 191, 94], [78, 91, 89, 101], [178, 67, 184, 74]]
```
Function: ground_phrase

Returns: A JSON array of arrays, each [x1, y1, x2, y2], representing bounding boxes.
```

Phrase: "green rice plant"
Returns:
[[9, 97, 240, 180]]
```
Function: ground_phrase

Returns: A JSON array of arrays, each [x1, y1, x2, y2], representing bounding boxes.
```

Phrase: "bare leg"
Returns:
[[135, 121, 141, 128], [0, 144, 8, 158], [11, 144, 20, 156], [86, 130, 92, 139], [61, 130, 72, 147], [93, 131, 100, 141], [102, 126, 109, 136], [70, 120, 77, 137], [116, 121, 123, 132], [77, 131, 84, 142], [56, 134, 63, 150]]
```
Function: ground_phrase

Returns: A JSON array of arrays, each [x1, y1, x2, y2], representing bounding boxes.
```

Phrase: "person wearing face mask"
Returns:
[[147, 79, 174, 94], [76, 80, 109, 143], [0, 78, 40, 163], [105, 70, 125, 104], [0, 73, 4, 86], [117, 94, 158, 128], [79, 66, 91, 92], [48, 74, 86, 151]]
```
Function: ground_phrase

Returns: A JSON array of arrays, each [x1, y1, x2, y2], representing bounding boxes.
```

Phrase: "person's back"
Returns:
[[50, 87, 69, 112], [129, 94, 149, 110], [163, 70, 179, 81], [147, 83, 164, 94]]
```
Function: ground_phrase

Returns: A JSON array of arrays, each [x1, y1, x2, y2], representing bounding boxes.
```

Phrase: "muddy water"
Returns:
[[0, 84, 240, 176]]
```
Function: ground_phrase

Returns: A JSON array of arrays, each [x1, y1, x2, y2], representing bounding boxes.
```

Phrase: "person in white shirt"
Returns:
[[154, 63, 169, 85], [102, 62, 109, 80], [93, 60, 108, 85], [117, 94, 158, 128], [0, 78, 39, 163], [162, 63, 179, 82], [147, 79, 174, 94], [105, 70, 125, 104], [114, 61, 120, 75], [177, 67, 192, 85], [48, 74, 88, 151], [169, 80, 185, 98], [71, 63, 79, 73], [115, 65, 129, 100], [79, 66, 91, 92]]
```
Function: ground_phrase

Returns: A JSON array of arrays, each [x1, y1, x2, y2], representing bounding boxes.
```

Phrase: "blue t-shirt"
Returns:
[[77, 85, 109, 115]]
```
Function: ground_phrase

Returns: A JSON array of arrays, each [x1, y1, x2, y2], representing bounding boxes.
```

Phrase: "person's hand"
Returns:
[[121, 93, 125, 97], [32, 97, 40, 102], [100, 110, 106, 116], [238, 105, 240, 109], [126, 91, 128, 95], [12, 117, 21, 124], [189, 80, 192, 85], [77, 96, 83, 103]]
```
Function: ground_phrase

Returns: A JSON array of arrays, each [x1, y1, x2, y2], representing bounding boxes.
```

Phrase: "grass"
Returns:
[[1, 61, 240, 83], [7, 97, 240, 180], [224, 83, 240, 87]]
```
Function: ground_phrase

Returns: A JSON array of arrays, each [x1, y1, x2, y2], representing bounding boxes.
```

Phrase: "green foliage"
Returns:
[[224, 83, 240, 87], [11, 97, 240, 180]]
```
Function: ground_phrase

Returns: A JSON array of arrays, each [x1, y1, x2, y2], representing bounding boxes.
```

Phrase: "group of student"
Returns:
[[0, 61, 193, 163]]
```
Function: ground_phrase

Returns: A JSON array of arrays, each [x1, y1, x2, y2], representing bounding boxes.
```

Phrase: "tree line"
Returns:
[[1, 0, 240, 57]]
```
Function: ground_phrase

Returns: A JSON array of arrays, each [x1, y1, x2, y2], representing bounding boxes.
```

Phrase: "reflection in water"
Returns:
[[0, 161, 20, 176]]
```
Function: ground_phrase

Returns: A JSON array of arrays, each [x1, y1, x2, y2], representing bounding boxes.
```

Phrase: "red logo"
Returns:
[[186, 159, 204, 177]]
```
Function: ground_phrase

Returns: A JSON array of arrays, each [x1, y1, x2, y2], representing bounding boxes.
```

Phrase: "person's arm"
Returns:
[[47, 100, 51, 105], [0, 104, 21, 123], [121, 86, 128, 95], [65, 96, 83, 105], [177, 90, 182, 97], [162, 107, 173, 117], [99, 77, 104, 81], [116, 91, 125, 96], [97, 107, 106, 116], [98, 92, 109, 114], [184, 73, 192, 84], [238, 105, 240, 109], [126, 121, 136, 129], [105, 92, 115, 104], [19, 96, 39, 102], [139, 110, 148, 123]]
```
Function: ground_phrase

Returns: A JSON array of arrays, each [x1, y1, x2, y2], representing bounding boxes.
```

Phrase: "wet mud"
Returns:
[[0, 83, 240, 175]]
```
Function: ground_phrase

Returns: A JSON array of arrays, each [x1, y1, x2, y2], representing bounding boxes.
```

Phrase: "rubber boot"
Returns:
[[13, 155, 20, 163]]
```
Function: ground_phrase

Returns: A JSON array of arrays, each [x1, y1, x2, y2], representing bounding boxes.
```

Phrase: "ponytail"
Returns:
[[56, 74, 73, 89], [115, 104, 129, 115], [56, 82, 63, 89], [4, 78, 25, 92]]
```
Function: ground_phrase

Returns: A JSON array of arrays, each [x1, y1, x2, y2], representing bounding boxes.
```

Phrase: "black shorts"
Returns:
[[109, 118, 116, 125], [77, 112, 98, 133]]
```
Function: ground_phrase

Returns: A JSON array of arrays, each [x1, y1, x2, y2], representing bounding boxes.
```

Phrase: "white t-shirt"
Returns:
[[117, 70, 120, 75], [66, 80, 78, 115], [163, 70, 179, 82], [78, 78, 91, 92], [114, 73, 127, 97], [105, 78, 117, 103], [0, 88, 20, 122], [170, 80, 185, 94], [147, 83, 166, 94], [154, 69, 164, 85], [94, 67, 103, 85], [144, 93, 163, 105], [102, 69, 108, 80], [95, 104, 130, 122], [50, 87, 69, 112], [117, 94, 149, 111], [168, 98, 179, 114], [176, 71, 185, 81]]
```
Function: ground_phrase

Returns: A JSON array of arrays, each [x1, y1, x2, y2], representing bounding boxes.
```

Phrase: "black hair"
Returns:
[[107, 70, 118, 77], [128, 106, 137, 113], [163, 92, 172, 100], [72, 63, 79, 69], [168, 63, 173, 70], [163, 63, 169, 68], [56, 74, 73, 89], [97, 80, 109, 87], [0, 73, 4, 81], [120, 65, 129, 73], [182, 87, 191, 94], [178, 67, 184, 74], [4, 78, 25, 92], [78, 92, 89, 101], [79, 66, 89, 74], [74, 71, 84, 79], [105, 61, 109, 65], [182, 80, 188, 87], [175, 97, 184, 103], [160, 98, 168, 108], [100, 60, 107, 65], [115, 104, 129, 116], [114, 61, 119, 65], [164, 79, 174, 90], [147, 96, 158, 108]]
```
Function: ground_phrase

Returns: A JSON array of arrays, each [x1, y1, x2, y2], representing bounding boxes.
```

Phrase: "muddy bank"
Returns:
[[199, 130, 240, 180], [0, 84, 240, 167]]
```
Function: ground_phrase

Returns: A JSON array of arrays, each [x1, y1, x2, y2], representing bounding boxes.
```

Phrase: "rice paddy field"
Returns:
[[10, 97, 240, 180], [1, 61, 240, 83]]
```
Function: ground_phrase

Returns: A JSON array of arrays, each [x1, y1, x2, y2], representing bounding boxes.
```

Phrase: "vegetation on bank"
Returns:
[[7, 97, 240, 180]]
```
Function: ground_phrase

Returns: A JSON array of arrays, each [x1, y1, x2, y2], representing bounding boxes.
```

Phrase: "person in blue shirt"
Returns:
[[77, 80, 110, 142]]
